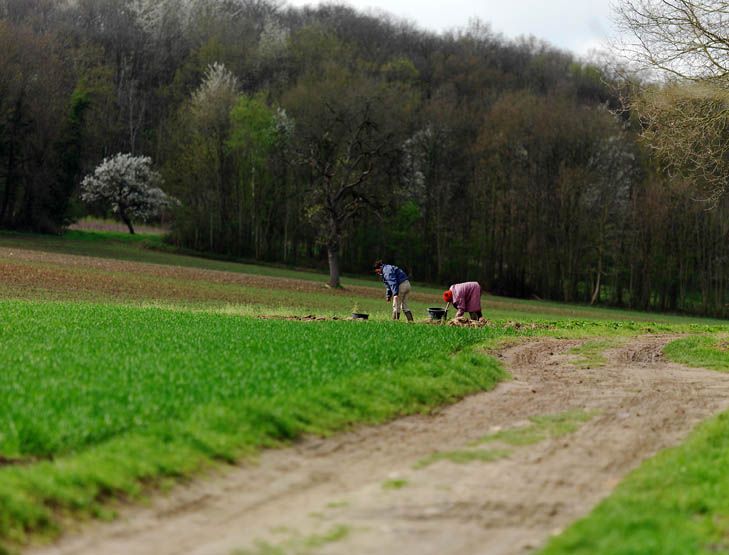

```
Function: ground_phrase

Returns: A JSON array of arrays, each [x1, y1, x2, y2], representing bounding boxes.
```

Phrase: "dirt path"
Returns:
[[29, 336, 729, 555]]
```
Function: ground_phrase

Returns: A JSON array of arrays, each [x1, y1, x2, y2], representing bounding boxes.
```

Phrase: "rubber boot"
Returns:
[[392, 311, 400, 320], [404, 310, 414, 323]]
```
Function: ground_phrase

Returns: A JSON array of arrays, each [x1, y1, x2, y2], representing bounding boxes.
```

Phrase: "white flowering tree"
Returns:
[[81, 153, 174, 234]]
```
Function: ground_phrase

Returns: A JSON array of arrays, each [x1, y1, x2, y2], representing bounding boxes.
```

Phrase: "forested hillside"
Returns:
[[1, 0, 727, 315]]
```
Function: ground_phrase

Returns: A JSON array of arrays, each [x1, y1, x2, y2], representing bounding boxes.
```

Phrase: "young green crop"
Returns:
[[0, 299, 507, 547], [0, 300, 497, 458]]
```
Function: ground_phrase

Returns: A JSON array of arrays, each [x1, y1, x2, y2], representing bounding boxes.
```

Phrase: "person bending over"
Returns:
[[374, 260, 413, 322], [443, 281, 483, 320]]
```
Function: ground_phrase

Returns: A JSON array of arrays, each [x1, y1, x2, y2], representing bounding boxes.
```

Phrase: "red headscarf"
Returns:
[[443, 290, 453, 303]]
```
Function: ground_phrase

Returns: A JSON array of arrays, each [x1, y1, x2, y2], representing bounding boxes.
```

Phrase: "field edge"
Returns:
[[0, 333, 508, 552]]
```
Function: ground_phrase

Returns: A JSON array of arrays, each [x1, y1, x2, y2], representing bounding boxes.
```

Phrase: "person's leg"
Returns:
[[474, 283, 483, 317], [400, 281, 413, 322], [469, 310, 483, 320], [392, 295, 400, 319]]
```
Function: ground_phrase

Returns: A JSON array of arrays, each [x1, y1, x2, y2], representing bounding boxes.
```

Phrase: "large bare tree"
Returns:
[[615, 0, 729, 80], [616, 1, 729, 202], [282, 27, 410, 288], [290, 88, 390, 289]]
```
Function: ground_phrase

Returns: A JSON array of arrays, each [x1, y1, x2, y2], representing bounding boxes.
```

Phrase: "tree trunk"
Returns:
[[252, 165, 259, 259], [209, 210, 213, 251], [283, 202, 289, 263], [238, 178, 244, 254], [1, 92, 24, 225], [327, 240, 341, 288], [120, 211, 135, 234], [0, 143, 17, 225], [590, 252, 603, 305]]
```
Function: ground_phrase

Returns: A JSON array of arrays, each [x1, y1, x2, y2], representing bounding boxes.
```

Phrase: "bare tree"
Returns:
[[297, 98, 386, 289], [615, 1, 729, 201], [636, 81, 729, 203], [615, 0, 729, 80]]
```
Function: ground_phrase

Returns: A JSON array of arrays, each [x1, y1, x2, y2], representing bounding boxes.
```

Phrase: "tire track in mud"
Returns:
[[29, 336, 729, 555]]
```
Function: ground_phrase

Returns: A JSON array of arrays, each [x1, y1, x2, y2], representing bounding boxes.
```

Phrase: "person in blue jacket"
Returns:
[[374, 260, 413, 322]]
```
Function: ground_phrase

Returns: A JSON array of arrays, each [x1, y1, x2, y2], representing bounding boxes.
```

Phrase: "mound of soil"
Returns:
[[446, 317, 491, 327], [257, 314, 342, 322], [444, 318, 552, 331]]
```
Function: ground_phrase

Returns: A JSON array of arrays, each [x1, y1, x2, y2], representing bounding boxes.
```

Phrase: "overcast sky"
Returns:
[[285, 0, 619, 58]]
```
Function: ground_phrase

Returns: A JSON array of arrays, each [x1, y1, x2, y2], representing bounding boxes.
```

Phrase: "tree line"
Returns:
[[1, 0, 728, 316]]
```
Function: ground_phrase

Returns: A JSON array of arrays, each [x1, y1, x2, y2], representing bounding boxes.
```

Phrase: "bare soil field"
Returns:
[[28, 336, 729, 555], [0, 246, 407, 306], [0, 246, 353, 297]]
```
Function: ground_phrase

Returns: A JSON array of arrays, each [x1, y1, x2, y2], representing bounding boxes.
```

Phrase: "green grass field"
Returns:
[[3, 228, 729, 553], [1, 300, 498, 459], [0, 299, 509, 547]]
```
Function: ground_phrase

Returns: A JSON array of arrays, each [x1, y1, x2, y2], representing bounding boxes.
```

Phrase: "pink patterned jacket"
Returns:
[[449, 282, 482, 317]]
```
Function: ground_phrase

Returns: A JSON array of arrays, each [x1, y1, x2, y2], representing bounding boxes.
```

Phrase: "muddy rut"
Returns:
[[30, 336, 729, 555]]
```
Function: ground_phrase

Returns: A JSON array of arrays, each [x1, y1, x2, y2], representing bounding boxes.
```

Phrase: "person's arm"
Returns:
[[383, 266, 400, 297], [452, 287, 465, 317], [380, 268, 393, 300]]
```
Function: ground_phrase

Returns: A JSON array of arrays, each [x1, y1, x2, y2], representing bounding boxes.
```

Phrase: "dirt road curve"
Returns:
[[29, 336, 729, 555]]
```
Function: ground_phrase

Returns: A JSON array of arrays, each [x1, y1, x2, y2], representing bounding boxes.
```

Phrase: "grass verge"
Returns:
[[663, 335, 729, 372], [540, 411, 729, 555], [540, 338, 729, 554]]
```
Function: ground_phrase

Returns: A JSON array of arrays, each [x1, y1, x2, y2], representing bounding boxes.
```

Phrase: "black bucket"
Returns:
[[427, 307, 446, 320], [351, 313, 369, 320]]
